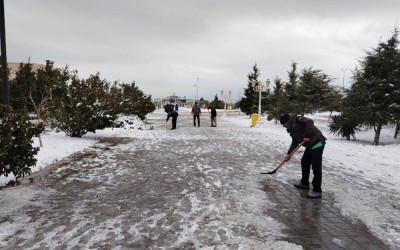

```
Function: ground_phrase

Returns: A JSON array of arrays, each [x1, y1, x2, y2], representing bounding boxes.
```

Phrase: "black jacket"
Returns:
[[211, 109, 217, 117], [166, 110, 178, 121], [286, 114, 326, 154]]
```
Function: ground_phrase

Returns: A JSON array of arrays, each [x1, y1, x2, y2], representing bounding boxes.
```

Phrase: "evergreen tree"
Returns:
[[35, 60, 59, 103], [324, 87, 343, 119], [330, 30, 400, 145], [267, 78, 288, 122], [239, 63, 261, 116], [210, 94, 224, 109], [328, 112, 360, 140], [297, 68, 333, 115], [9, 61, 36, 112], [284, 62, 301, 114], [119, 81, 155, 120]]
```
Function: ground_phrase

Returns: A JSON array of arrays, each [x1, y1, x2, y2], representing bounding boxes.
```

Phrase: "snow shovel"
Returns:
[[260, 141, 306, 175]]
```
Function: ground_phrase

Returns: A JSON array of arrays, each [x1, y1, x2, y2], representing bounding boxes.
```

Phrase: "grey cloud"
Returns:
[[5, 0, 400, 101]]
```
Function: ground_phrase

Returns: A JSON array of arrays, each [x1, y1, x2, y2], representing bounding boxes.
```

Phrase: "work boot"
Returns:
[[306, 191, 322, 199], [294, 182, 310, 190]]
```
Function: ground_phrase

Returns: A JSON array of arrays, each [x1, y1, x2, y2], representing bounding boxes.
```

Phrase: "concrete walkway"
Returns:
[[262, 179, 388, 249], [0, 110, 390, 249]]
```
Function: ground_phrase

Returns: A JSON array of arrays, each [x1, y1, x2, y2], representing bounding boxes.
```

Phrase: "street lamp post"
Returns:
[[1, 0, 9, 104], [221, 90, 231, 118], [160, 96, 164, 109], [341, 68, 347, 90], [193, 77, 199, 106], [251, 78, 271, 125], [196, 77, 199, 102]]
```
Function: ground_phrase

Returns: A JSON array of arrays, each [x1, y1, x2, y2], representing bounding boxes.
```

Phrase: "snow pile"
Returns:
[[112, 114, 149, 130]]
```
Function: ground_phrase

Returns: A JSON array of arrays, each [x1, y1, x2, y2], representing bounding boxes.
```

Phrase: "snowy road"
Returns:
[[0, 111, 300, 249], [0, 109, 396, 249]]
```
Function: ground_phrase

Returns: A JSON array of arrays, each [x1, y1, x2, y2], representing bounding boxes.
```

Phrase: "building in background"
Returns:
[[154, 93, 195, 109], [7, 62, 45, 79]]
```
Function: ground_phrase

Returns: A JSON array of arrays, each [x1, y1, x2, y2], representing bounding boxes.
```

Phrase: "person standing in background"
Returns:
[[192, 102, 201, 127], [209, 106, 217, 127]]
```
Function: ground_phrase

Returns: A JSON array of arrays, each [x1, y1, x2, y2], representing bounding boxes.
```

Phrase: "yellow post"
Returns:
[[251, 114, 258, 127]]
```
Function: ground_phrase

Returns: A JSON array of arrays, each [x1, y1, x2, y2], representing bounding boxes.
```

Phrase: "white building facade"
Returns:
[[154, 93, 196, 109]]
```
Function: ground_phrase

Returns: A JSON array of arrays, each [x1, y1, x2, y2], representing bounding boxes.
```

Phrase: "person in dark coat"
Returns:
[[280, 114, 327, 199], [164, 103, 171, 113], [209, 106, 217, 127], [192, 102, 201, 127], [166, 108, 178, 130]]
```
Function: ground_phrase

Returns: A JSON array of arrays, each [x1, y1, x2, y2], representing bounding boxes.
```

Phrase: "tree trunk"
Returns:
[[394, 121, 399, 139], [38, 133, 43, 147], [373, 124, 382, 146], [328, 111, 333, 122]]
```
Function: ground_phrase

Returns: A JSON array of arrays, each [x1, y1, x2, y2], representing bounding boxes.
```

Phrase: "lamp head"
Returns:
[[251, 79, 256, 87], [266, 79, 271, 88]]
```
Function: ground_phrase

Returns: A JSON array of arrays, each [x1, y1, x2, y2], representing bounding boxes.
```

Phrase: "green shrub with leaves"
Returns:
[[328, 114, 360, 140], [0, 105, 42, 178], [210, 94, 224, 109], [47, 69, 118, 137], [119, 82, 155, 120]]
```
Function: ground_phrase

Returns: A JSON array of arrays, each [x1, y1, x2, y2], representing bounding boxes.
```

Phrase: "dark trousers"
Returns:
[[300, 145, 324, 192], [172, 117, 177, 129], [193, 115, 200, 126]]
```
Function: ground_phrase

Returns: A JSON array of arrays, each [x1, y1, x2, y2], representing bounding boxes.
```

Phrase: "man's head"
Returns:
[[280, 114, 290, 127]]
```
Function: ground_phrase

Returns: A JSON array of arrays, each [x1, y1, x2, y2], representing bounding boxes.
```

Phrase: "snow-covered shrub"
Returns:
[[47, 70, 118, 137], [119, 82, 155, 120], [0, 105, 42, 178]]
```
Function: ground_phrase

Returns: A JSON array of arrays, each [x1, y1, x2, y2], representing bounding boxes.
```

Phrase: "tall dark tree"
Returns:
[[119, 81, 155, 120], [297, 68, 333, 115], [267, 77, 287, 122], [283, 61, 301, 114], [35, 60, 59, 102], [324, 86, 343, 120], [356, 30, 399, 145], [330, 29, 400, 145], [9, 61, 36, 112], [210, 94, 224, 109], [239, 63, 262, 116]]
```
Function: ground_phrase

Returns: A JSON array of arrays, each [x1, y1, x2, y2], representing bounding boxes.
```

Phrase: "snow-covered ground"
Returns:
[[0, 115, 148, 187], [227, 111, 400, 248], [1, 108, 399, 248]]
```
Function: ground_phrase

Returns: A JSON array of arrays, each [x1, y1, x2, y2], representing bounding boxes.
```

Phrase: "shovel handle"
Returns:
[[261, 141, 306, 174], [287, 141, 306, 158]]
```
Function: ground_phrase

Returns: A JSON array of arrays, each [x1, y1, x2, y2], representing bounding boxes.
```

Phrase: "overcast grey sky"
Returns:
[[4, 0, 400, 101]]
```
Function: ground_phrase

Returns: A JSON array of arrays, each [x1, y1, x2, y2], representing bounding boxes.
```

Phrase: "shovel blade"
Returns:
[[260, 170, 276, 175]]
